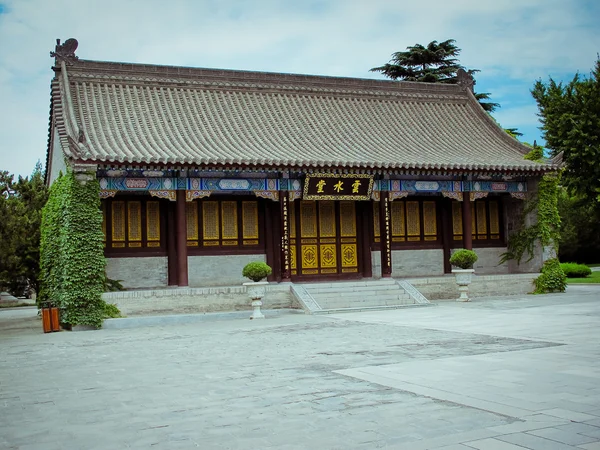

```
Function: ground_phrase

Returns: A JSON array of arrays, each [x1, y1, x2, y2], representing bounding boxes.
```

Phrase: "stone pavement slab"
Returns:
[[1, 285, 599, 449]]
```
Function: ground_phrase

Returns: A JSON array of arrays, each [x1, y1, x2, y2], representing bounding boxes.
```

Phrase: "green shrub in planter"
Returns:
[[449, 249, 478, 269], [242, 262, 272, 282], [560, 262, 592, 278], [534, 258, 566, 294]]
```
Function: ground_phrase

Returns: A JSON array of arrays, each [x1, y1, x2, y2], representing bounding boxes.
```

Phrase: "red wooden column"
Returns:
[[462, 193, 473, 250], [359, 201, 373, 278], [379, 192, 392, 277], [175, 190, 189, 286], [280, 191, 291, 281], [167, 201, 178, 285]]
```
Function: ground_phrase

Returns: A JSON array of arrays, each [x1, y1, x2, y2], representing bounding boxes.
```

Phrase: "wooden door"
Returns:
[[291, 200, 359, 277]]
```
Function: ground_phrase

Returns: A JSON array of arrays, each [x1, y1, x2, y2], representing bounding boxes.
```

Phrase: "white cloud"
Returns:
[[0, 0, 598, 175]]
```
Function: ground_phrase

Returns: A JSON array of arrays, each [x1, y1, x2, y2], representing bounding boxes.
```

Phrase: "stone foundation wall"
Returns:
[[470, 248, 509, 274], [406, 273, 538, 300], [103, 284, 293, 316], [188, 254, 267, 287], [372, 249, 444, 278], [106, 257, 168, 289]]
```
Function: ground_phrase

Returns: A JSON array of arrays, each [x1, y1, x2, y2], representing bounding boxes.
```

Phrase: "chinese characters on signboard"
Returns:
[[303, 173, 374, 200]]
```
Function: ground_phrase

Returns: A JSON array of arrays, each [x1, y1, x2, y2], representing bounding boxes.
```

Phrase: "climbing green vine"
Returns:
[[500, 169, 565, 293], [40, 171, 115, 328]]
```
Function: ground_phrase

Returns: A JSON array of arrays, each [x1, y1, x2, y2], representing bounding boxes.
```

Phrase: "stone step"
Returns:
[[307, 284, 403, 294], [313, 304, 429, 315], [316, 294, 413, 310], [300, 279, 397, 289], [311, 290, 409, 300]]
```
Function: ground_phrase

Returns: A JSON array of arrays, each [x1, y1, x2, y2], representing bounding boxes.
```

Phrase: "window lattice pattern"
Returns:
[[406, 201, 421, 241], [203, 202, 219, 241], [105, 199, 163, 249], [319, 201, 336, 238], [301, 201, 317, 238], [423, 201, 437, 241], [146, 201, 161, 247], [452, 199, 503, 242], [373, 202, 380, 238], [186, 201, 199, 245], [391, 201, 405, 241], [476, 202, 487, 237], [111, 201, 126, 244], [221, 201, 238, 242], [242, 202, 258, 239], [339, 201, 356, 237], [184, 200, 260, 248], [378, 199, 440, 244], [452, 201, 463, 240]]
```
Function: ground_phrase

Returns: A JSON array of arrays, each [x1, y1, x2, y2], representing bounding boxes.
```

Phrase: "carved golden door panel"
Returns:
[[293, 200, 359, 276]]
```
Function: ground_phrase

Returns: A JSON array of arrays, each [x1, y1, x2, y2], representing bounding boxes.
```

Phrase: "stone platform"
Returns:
[[102, 273, 539, 316]]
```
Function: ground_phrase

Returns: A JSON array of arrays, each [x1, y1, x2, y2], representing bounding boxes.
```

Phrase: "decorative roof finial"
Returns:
[[50, 38, 79, 65], [456, 68, 475, 92]]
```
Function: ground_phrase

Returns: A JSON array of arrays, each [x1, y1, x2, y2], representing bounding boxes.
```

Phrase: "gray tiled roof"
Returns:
[[50, 59, 555, 173]]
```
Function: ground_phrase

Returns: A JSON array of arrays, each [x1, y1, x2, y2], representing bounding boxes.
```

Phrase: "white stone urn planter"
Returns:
[[243, 281, 269, 319], [452, 269, 475, 302]]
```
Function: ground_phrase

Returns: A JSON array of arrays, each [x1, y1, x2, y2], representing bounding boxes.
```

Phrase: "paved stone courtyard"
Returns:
[[1, 285, 599, 449]]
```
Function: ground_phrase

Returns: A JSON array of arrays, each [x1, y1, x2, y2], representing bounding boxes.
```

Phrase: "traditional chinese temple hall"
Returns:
[[46, 39, 559, 312]]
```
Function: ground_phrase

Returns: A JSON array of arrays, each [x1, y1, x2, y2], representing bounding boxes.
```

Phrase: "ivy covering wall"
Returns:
[[500, 168, 565, 293], [39, 171, 108, 328]]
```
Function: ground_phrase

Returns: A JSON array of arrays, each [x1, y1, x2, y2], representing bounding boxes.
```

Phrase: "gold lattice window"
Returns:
[[476, 202, 487, 238], [221, 201, 238, 245], [391, 201, 405, 242], [301, 201, 317, 238], [146, 201, 161, 247], [406, 201, 421, 242], [203, 201, 219, 244], [339, 201, 356, 237], [242, 201, 259, 239], [452, 199, 503, 242], [111, 201, 126, 247], [319, 201, 336, 238], [489, 201, 500, 239], [473, 199, 502, 241], [183, 199, 261, 249], [423, 201, 437, 241], [186, 201, 199, 246], [105, 199, 164, 250], [379, 199, 440, 244], [452, 201, 463, 241]]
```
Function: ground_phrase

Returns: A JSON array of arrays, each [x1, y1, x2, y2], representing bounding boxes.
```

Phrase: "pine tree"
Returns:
[[371, 39, 499, 112]]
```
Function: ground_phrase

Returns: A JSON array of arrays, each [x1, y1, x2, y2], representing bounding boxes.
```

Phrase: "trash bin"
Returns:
[[41, 303, 60, 333]]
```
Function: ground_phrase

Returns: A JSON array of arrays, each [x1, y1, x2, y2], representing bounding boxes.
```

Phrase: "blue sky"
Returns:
[[0, 0, 599, 177]]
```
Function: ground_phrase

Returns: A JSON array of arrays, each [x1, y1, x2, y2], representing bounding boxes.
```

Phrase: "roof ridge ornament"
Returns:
[[50, 38, 79, 65], [456, 68, 475, 92]]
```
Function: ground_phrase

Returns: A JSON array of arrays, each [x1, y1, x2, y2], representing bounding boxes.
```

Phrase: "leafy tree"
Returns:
[[557, 190, 600, 263], [371, 39, 499, 112], [531, 59, 600, 204], [0, 163, 48, 297]]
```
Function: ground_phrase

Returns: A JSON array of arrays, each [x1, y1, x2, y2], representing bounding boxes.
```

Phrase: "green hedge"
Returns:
[[560, 262, 592, 278], [533, 258, 566, 294], [40, 171, 113, 328]]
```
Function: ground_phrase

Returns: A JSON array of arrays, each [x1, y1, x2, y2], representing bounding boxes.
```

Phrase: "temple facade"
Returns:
[[46, 39, 558, 290]]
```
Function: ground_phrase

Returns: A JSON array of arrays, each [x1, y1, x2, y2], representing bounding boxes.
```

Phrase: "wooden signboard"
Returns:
[[303, 173, 374, 201]]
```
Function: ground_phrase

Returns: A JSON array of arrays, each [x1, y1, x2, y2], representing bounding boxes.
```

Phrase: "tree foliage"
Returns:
[[531, 58, 600, 203], [371, 39, 499, 112], [557, 190, 600, 263], [0, 163, 48, 296]]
